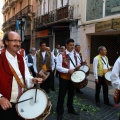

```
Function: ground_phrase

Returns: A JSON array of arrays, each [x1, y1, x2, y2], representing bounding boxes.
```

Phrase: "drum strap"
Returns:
[[79, 53, 83, 63], [68, 54, 76, 67], [101, 57, 109, 69], [8, 62, 26, 88]]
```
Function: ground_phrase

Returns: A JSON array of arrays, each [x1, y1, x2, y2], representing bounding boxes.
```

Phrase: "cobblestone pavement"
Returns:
[[46, 74, 120, 120]]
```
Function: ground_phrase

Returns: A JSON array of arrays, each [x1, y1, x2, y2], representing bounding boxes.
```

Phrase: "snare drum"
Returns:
[[71, 70, 88, 89], [79, 65, 90, 76], [16, 88, 52, 120], [105, 71, 112, 86]]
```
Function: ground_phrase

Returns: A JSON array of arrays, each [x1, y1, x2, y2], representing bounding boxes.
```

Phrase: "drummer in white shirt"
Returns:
[[111, 57, 120, 106], [0, 31, 42, 120], [75, 44, 86, 94], [56, 38, 80, 120], [93, 46, 112, 107]]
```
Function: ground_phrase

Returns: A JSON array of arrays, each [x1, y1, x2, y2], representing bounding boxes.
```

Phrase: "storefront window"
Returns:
[[86, 0, 103, 21], [105, 0, 120, 16]]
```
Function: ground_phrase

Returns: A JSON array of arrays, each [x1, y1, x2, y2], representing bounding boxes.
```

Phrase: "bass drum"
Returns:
[[105, 71, 112, 86], [16, 88, 52, 120], [79, 65, 90, 76], [71, 70, 88, 89]]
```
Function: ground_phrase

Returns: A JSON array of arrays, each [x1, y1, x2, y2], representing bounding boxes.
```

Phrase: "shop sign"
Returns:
[[95, 20, 112, 32], [113, 18, 120, 29]]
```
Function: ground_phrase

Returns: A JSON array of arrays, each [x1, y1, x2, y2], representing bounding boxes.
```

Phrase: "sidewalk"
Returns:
[[46, 74, 120, 120]]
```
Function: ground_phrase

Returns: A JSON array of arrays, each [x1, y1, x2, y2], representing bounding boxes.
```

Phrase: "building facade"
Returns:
[[34, 0, 81, 50], [80, 0, 120, 67], [2, 0, 36, 54]]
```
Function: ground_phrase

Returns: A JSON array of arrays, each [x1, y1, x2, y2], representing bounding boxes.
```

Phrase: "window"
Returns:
[[41, 0, 48, 15], [105, 0, 120, 16], [86, 0, 103, 21], [20, 2, 22, 10], [13, 7, 15, 16]]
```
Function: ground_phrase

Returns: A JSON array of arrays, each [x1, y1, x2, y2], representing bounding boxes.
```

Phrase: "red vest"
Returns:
[[19, 48, 25, 57], [0, 52, 25, 100], [60, 51, 77, 80]]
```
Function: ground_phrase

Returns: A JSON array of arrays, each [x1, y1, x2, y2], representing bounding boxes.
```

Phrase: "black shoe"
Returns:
[[51, 88, 56, 91], [57, 115, 63, 120], [76, 90, 83, 94], [96, 102, 101, 107], [46, 90, 50, 93], [104, 103, 113, 106], [68, 110, 79, 115]]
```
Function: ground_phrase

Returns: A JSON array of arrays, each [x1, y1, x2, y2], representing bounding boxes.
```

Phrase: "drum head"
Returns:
[[71, 70, 86, 83], [105, 71, 112, 81], [80, 65, 89, 73], [16, 88, 48, 119]]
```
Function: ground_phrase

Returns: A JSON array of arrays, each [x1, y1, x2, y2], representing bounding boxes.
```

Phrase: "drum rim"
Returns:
[[71, 70, 86, 83], [16, 87, 49, 119], [105, 71, 112, 80], [80, 65, 90, 72]]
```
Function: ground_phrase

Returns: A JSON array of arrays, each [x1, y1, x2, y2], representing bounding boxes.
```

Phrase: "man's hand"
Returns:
[[68, 69, 74, 75], [110, 67, 112, 71], [0, 97, 12, 110], [95, 79, 99, 84], [75, 65, 81, 71], [32, 78, 43, 84]]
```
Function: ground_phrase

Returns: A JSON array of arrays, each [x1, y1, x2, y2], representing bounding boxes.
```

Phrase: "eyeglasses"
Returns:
[[8, 40, 22, 43]]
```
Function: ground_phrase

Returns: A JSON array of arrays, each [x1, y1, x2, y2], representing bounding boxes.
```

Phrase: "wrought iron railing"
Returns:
[[35, 5, 74, 29], [8, 16, 15, 25], [15, 5, 33, 19], [3, 5, 33, 29]]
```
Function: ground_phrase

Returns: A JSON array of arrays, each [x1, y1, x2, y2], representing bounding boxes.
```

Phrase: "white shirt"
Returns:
[[33, 51, 55, 73], [56, 50, 80, 73], [93, 56, 111, 79], [52, 49, 60, 61], [76, 52, 84, 63], [111, 57, 120, 90], [25, 54, 35, 67], [0, 50, 34, 102]]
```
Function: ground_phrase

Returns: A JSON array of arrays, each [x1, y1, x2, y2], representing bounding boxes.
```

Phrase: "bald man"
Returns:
[[0, 31, 42, 120]]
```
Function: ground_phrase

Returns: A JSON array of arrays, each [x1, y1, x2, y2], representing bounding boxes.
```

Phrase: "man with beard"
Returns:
[[0, 31, 42, 120]]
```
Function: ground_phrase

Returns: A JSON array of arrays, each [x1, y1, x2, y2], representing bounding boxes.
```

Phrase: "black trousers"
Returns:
[[95, 76, 109, 104], [40, 70, 52, 92], [56, 77, 75, 115], [0, 104, 24, 120], [49, 71, 55, 90]]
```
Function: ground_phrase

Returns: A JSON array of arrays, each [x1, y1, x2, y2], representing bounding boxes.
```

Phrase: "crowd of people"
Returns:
[[0, 31, 120, 120]]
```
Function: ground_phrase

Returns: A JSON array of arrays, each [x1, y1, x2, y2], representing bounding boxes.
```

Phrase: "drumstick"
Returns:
[[16, 97, 33, 104], [35, 81, 38, 103]]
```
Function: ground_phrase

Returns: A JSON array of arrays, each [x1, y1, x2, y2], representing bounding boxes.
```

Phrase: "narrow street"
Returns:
[[47, 74, 120, 120]]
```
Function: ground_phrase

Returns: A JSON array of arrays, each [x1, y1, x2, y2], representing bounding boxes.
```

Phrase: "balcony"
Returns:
[[15, 5, 33, 19], [2, 20, 9, 31], [8, 16, 16, 27], [2, 5, 33, 31], [2, 1, 10, 13], [9, 0, 17, 6], [35, 5, 74, 29]]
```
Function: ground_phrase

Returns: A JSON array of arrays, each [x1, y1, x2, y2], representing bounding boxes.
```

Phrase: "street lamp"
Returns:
[[17, 16, 26, 42]]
